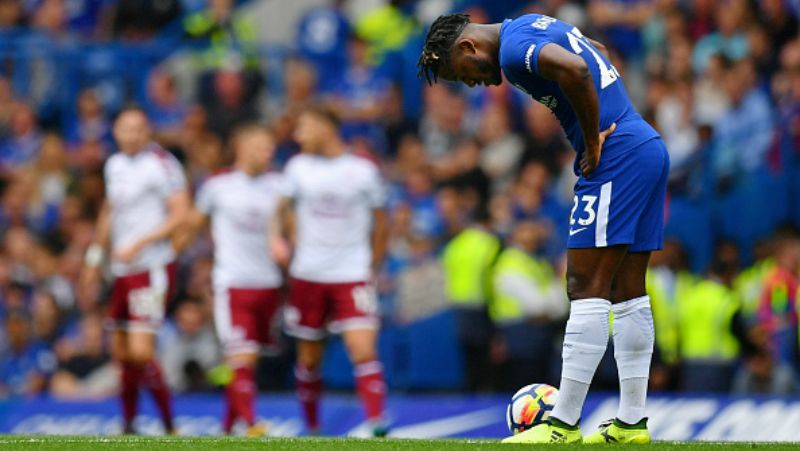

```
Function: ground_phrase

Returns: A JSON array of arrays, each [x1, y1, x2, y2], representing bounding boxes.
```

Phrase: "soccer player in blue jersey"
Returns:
[[419, 13, 668, 444]]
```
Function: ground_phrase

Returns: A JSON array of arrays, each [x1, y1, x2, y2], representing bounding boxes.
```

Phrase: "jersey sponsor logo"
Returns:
[[537, 95, 558, 111], [524, 43, 536, 73], [531, 15, 557, 30]]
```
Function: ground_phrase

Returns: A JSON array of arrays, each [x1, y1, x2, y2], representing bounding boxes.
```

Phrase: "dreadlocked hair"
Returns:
[[418, 13, 470, 85]]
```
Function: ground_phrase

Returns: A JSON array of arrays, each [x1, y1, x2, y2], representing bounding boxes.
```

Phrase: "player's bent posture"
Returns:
[[277, 107, 390, 437], [419, 14, 668, 444], [189, 125, 284, 436], [81, 108, 190, 434]]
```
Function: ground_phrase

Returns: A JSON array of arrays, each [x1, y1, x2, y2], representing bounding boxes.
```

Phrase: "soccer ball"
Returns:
[[506, 383, 559, 435]]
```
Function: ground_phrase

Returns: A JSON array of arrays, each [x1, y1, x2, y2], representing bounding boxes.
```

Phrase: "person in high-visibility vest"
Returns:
[[645, 240, 694, 390], [441, 212, 501, 392], [735, 237, 777, 324], [183, 0, 260, 71], [490, 221, 568, 390], [757, 236, 799, 367], [677, 241, 758, 392]]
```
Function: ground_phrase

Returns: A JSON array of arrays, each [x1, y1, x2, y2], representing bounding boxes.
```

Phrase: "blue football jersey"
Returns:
[[499, 14, 660, 174]]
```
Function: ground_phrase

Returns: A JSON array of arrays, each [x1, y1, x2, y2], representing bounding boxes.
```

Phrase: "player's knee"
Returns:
[[296, 342, 324, 370], [127, 344, 155, 366], [566, 270, 608, 300], [345, 342, 376, 365]]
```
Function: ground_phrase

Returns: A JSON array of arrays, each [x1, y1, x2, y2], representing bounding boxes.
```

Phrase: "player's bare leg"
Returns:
[[295, 339, 325, 434], [584, 251, 653, 444], [506, 245, 627, 443], [224, 352, 266, 436], [123, 330, 174, 434], [342, 328, 387, 436]]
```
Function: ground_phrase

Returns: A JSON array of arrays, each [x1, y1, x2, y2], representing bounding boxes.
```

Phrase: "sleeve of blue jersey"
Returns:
[[502, 25, 553, 78]]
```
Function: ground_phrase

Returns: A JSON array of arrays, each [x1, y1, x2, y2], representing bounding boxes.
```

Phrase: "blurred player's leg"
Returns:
[[295, 339, 325, 433], [128, 330, 174, 434], [111, 330, 140, 434], [226, 357, 258, 434], [343, 328, 386, 435], [215, 287, 279, 435]]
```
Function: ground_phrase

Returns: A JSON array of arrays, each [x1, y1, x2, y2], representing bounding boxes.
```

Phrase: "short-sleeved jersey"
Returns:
[[104, 144, 187, 276], [196, 169, 284, 288], [281, 153, 385, 283], [499, 14, 660, 174]]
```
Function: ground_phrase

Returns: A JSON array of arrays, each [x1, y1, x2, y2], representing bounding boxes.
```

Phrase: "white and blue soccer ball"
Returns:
[[506, 383, 559, 435]]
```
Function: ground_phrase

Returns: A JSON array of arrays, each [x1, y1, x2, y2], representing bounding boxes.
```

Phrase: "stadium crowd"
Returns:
[[0, 0, 800, 400]]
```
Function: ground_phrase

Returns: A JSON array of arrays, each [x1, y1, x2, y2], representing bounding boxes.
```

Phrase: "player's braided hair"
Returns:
[[417, 13, 471, 85]]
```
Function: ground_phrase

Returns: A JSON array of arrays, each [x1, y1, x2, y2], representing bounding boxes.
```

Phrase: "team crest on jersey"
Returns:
[[538, 95, 558, 110], [524, 43, 536, 73], [531, 16, 557, 30]]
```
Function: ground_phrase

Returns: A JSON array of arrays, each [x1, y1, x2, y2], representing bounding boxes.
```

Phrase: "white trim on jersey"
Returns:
[[595, 181, 613, 247]]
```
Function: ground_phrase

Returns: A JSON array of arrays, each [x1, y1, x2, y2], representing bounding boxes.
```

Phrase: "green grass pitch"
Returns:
[[0, 436, 798, 450]]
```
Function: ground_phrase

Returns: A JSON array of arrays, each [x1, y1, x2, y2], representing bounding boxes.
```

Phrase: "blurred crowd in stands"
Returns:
[[1, 0, 800, 399]]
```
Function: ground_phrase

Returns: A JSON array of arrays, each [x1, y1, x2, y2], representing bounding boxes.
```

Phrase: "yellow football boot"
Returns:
[[583, 418, 650, 444], [501, 418, 582, 444]]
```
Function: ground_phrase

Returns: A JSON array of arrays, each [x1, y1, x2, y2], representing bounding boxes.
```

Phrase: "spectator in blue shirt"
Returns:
[[712, 58, 774, 181], [295, 0, 350, 93], [1, 103, 43, 170], [0, 309, 56, 397], [328, 34, 391, 153], [693, 4, 749, 74], [63, 89, 111, 147], [146, 70, 188, 149]]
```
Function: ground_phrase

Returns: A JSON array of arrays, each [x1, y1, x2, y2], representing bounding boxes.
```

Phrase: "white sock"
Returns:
[[550, 298, 611, 426], [612, 295, 654, 425]]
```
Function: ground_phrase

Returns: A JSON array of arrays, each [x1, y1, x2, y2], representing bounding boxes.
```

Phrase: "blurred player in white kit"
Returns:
[[189, 125, 285, 436], [278, 106, 390, 436], [81, 108, 190, 434]]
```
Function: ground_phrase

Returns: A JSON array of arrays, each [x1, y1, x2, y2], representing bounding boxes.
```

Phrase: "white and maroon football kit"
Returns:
[[195, 169, 284, 355], [105, 143, 185, 332]]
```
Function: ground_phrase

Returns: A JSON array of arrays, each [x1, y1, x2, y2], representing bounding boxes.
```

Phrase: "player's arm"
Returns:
[[275, 197, 296, 247], [370, 208, 389, 276], [80, 200, 111, 287], [182, 206, 210, 239], [268, 198, 293, 268], [537, 43, 615, 176], [115, 190, 191, 263]]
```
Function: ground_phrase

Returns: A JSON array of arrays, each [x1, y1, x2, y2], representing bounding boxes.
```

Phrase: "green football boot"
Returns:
[[583, 418, 651, 444], [501, 417, 582, 444]]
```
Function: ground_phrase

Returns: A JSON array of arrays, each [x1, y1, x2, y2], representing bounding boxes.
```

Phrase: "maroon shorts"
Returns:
[[284, 277, 379, 340], [107, 263, 177, 333], [214, 284, 282, 355]]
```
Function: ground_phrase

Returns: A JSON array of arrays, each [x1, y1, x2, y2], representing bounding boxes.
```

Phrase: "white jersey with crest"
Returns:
[[196, 169, 284, 288], [281, 153, 385, 283], [104, 144, 187, 276]]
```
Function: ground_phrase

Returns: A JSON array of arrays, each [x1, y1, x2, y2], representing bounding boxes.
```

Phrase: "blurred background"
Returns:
[[0, 0, 799, 430]]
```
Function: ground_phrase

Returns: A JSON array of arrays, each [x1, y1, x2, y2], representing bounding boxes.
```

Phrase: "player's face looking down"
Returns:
[[236, 131, 274, 173], [113, 110, 151, 154], [294, 112, 336, 154], [438, 38, 503, 87]]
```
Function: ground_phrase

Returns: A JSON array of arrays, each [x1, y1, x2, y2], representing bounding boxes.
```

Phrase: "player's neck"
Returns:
[[320, 140, 347, 159], [470, 23, 502, 60], [236, 163, 261, 177]]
